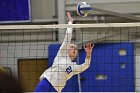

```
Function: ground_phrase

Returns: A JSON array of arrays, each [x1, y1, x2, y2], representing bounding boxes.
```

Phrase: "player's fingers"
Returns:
[[91, 44, 95, 48], [66, 12, 70, 16], [88, 43, 92, 48], [90, 43, 92, 47], [84, 44, 86, 49], [66, 12, 72, 19]]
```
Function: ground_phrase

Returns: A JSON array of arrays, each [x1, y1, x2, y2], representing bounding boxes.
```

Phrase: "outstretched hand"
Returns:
[[84, 43, 94, 57], [66, 12, 73, 23]]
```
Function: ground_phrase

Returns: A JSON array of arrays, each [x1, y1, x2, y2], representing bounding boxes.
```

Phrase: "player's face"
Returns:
[[68, 44, 78, 60]]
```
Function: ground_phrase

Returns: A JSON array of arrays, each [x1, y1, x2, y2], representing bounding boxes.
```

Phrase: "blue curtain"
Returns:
[[79, 43, 135, 92], [0, 0, 30, 21]]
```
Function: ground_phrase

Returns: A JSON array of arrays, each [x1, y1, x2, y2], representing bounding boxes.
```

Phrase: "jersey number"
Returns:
[[66, 66, 72, 74]]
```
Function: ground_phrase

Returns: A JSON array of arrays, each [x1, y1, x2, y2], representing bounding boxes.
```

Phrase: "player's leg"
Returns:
[[34, 78, 56, 92]]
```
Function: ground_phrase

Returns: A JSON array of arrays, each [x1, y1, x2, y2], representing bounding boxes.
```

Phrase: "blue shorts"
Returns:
[[34, 78, 57, 92]]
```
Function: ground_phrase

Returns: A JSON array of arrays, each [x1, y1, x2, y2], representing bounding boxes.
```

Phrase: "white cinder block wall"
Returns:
[[0, 42, 54, 77]]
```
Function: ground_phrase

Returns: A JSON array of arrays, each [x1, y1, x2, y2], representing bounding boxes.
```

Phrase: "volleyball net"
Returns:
[[1, 22, 140, 43], [0, 22, 140, 92]]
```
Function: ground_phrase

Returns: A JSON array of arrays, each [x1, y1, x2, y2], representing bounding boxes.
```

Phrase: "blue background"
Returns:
[[0, 0, 30, 22], [48, 43, 135, 92]]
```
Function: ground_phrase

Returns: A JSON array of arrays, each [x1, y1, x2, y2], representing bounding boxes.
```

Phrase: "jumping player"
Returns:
[[34, 12, 94, 92]]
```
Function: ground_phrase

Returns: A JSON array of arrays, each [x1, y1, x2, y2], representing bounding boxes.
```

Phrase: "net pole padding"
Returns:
[[1, 22, 140, 30]]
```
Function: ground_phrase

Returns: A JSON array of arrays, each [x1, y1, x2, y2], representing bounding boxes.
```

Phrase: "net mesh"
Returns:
[[0, 23, 140, 92]]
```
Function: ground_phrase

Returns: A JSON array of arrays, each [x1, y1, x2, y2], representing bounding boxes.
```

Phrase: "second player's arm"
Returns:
[[73, 56, 91, 74], [74, 43, 94, 74]]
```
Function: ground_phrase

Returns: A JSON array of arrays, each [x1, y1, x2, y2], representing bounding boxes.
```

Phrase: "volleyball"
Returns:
[[77, 2, 92, 17]]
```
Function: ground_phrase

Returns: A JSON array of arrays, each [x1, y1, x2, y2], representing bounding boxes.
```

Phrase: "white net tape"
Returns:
[[0, 22, 140, 30]]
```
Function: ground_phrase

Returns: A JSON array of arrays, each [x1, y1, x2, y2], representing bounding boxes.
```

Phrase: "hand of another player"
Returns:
[[66, 12, 73, 23], [84, 42, 94, 58]]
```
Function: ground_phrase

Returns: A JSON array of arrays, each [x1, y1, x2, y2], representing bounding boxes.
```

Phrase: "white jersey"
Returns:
[[40, 21, 91, 92]]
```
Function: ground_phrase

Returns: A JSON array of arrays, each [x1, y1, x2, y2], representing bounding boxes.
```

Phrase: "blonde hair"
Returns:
[[69, 44, 77, 49]]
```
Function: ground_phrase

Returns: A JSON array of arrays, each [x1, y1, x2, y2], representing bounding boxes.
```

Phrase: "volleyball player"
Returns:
[[34, 12, 94, 92]]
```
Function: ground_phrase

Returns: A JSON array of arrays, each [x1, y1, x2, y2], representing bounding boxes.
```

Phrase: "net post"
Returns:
[[57, 0, 66, 42]]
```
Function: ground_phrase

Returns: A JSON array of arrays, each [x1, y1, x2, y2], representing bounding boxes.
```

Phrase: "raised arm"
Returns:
[[57, 12, 73, 56], [74, 43, 94, 74]]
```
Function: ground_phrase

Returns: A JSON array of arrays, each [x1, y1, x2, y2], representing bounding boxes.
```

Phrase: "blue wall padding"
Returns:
[[48, 43, 134, 92], [0, 0, 30, 21], [48, 44, 79, 92], [79, 43, 134, 92]]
